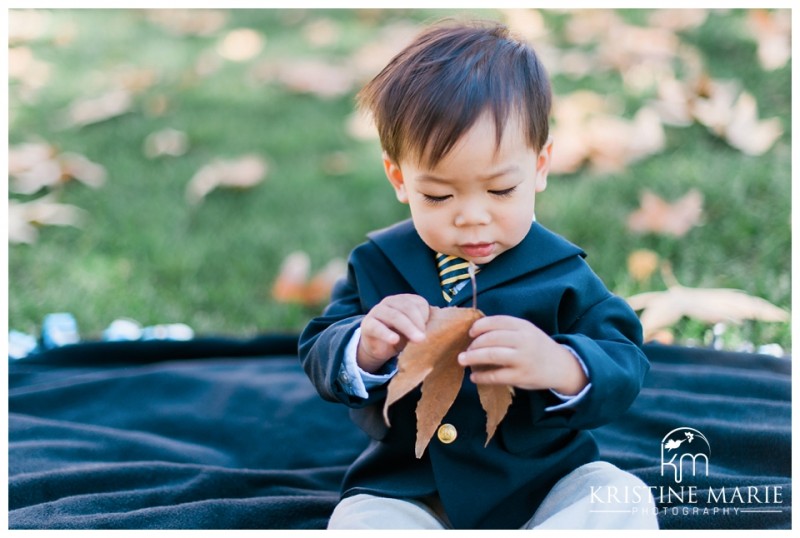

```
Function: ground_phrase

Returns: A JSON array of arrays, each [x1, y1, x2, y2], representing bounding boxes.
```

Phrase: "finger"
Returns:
[[392, 295, 430, 335], [361, 316, 401, 346], [467, 329, 520, 351], [458, 347, 514, 368], [469, 315, 524, 338], [469, 366, 520, 386], [375, 304, 426, 342]]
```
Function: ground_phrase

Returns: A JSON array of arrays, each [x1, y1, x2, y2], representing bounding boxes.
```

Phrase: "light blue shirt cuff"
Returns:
[[337, 327, 396, 399], [545, 345, 592, 412]]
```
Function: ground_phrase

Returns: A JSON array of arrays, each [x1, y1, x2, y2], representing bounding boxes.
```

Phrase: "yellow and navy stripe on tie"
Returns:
[[436, 253, 477, 303]]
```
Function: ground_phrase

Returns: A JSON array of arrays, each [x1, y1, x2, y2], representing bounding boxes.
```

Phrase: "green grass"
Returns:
[[8, 9, 791, 351]]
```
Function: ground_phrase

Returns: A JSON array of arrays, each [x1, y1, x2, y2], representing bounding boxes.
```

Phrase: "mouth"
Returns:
[[459, 242, 495, 259]]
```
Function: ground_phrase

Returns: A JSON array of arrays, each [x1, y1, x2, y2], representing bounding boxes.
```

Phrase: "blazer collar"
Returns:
[[367, 219, 585, 308]]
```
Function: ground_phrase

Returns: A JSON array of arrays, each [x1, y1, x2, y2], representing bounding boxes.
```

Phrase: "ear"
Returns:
[[534, 138, 553, 193], [383, 153, 409, 203]]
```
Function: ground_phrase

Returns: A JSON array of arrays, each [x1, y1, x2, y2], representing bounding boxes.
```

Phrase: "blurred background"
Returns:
[[8, 8, 791, 352]]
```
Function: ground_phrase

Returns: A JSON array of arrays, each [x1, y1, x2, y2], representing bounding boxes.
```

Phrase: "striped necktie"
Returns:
[[436, 253, 478, 303]]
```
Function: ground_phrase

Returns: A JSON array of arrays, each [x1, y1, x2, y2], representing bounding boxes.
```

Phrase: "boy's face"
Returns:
[[383, 112, 552, 264]]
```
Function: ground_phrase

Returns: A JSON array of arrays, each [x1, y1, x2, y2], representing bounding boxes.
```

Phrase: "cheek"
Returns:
[[496, 199, 535, 237]]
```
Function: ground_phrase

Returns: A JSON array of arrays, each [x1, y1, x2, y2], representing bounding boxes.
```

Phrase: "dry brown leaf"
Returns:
[[271, 252, 347, 306], [647, 9, 708, 31], [145, 9, 227, 37], [650, 76, 695, 127], [185, 154, 268, 205], [271, 251, 311, 304], [724, 92, 783, 156], [63, 89, 133, 128], [413, 338, 466, 458], [302, 258, 347, 306], [58, 152, 107, 188], [691, 80, 782, 155], [476, 381, 514, 448], [9, 194, 87, 244], [216, 28, 265, 62], [8, 46, 51, 92], [275, 60, 355, 99], [383, 307, 514, 458], [9, 143, 106, 193], [143, 128, 189, 159], [500, 9, 547, 42], [550, 92, 664, 174], [384, 307, 484, 458], [746, 10, 791, 71], [627, 285, 790, 341], [349, 21, 421, 81], [627, 249, 661, 283], [564, 10, 624, 46], [627, 189, 704, 237], [302, 18, 341, 48], [9, 10, 49, 45], [8, 142, 54, 176]]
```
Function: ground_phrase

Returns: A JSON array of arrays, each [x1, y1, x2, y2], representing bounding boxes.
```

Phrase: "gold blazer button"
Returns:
[[437, 423, 457, 444]]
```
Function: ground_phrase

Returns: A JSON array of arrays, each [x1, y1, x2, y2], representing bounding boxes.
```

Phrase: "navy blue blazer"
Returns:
[[299, 219, 649, 529]]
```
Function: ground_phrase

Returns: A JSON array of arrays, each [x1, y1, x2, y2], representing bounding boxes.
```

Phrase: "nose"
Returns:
[[454, 198, 491, 227]]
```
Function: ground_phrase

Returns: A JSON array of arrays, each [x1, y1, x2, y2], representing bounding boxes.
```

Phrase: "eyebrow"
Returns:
[[417, 166, 519, 184]]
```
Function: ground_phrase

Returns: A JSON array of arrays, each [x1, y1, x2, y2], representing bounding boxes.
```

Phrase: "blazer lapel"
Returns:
[[368, 220, 585, 309], [448, 222, 585, 308], [367, 219, 449, 307]]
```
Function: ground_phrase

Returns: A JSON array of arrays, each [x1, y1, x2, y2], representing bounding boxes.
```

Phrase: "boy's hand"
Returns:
[[357, 294, 430, 374], [458, 315, 588, 396]]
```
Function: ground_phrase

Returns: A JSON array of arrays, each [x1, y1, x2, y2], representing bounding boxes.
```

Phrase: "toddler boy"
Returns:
[[299, 20, 657, 530]]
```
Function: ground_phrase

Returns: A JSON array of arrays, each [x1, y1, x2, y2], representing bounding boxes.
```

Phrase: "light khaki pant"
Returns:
[[328, 461, 659, 529]]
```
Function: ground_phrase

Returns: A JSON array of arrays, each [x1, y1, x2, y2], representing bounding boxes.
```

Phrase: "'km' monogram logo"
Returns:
[[661, 427, 710, 483]]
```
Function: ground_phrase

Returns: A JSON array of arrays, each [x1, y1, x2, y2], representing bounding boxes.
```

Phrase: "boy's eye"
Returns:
[[422, 194, 451, 205], [489, 186, 517, 197]]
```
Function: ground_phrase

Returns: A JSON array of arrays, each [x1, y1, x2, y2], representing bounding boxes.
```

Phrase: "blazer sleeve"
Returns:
[[298, 255, 388, 409], [534, 259, 650, 430]]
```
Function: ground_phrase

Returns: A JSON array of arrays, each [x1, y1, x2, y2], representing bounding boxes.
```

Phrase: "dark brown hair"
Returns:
[[357, 19, 552, 168]]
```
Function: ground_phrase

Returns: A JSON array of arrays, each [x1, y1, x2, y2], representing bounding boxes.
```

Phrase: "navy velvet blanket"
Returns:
[[8, 336, 791, 529]]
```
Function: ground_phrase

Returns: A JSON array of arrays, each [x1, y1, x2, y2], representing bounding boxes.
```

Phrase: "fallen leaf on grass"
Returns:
[[500, 8, 547, 42], [646, 9, 708, 31], [9, 9, 49, 45], [626, 189, 703, 237], [8, 46, 51, 92], [9, 194, 87, 244], [724, 92, 784, 156], [271, 251, 347, 306], [384, 306, 513, 458], [348, 21, 421, 81], [300, 258, 348, 306], [58, 152, 107, 188], [302, 17, 341, 48], [550, 91, 665, 174], [9, 142, 107, 193], [627, 249, 661, 282], [143, 128, 189, 159], [216, 28, 265, 62], [145, 9, 227, 36], [746, 9, 791, 71], [274, 60, 355, 99], [185, 154, 268, 205], [627, 284, 790, 341], [62, 89, 133, 128]]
